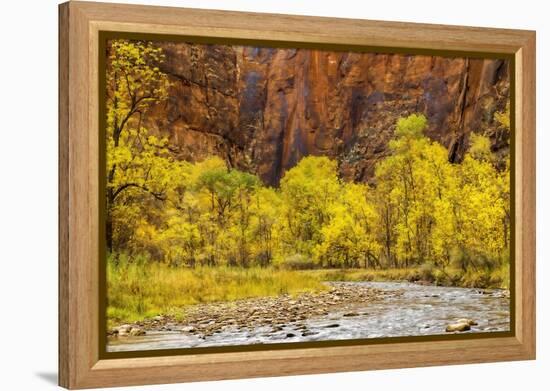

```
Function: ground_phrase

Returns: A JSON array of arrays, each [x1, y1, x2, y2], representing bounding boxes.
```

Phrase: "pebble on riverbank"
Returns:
[[445, 318, 477, 332], [445, 323, 470, 332], [456, 318, 478, 326], [111, 324, 146, 337]]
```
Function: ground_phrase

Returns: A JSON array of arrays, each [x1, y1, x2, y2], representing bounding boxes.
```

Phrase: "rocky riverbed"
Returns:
[[107, 281, 510, 352]]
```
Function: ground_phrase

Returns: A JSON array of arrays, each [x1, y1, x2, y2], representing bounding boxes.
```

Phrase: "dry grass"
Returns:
[[107, 255, 326, 326]]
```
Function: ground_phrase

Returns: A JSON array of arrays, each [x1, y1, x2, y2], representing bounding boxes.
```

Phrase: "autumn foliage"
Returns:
[[106, 40, 510, 282]]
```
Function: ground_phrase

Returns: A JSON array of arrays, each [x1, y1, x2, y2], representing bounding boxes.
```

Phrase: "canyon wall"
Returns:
[[145, 41, 510, 186]]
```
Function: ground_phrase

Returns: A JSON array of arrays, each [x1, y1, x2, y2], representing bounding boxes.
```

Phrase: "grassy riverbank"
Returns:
[[107, 258, 327, 327], [306, 264, 509, 290], [107, 256, 509, 327]]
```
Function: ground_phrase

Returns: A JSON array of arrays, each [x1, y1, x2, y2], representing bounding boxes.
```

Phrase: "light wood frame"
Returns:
[[59, 1, 536, 389]]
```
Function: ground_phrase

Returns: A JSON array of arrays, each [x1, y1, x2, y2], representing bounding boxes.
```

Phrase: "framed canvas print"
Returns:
[[59, 1, 536, 389]]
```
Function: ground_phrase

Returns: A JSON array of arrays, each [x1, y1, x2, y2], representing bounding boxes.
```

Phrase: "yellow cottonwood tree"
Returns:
[[374, 114, 434, 267], [457, 135, 508, 266], [106, 40, 172, 252], [372, 114, 509, 271], [250, 187, 282, 266], [314, 183, 380, 268], [279, 156, 340, 257]]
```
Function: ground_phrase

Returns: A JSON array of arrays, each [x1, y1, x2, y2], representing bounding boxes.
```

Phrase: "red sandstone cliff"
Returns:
[[145, 42, 510, 185]]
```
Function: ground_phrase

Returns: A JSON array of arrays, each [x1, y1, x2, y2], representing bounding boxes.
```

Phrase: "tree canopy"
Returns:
[[106, 40, 510, 277]]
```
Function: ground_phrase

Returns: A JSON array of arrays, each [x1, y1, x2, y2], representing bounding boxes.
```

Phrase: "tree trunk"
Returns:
[[106, 214, 113, 252], [106, 188, 114, 253]]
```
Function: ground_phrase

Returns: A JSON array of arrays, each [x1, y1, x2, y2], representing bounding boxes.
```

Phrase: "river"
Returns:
[[107, 281, 510, 352]]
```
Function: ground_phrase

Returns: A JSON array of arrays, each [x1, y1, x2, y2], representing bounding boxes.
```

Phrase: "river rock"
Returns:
[[343, 312, 360, 317], [445, 322, 471, 332], [129, 327, 146, 336], [116, 324, 133, 336], [286, 333, 296, 338], [479, 289, 495, 295], [456, 318, 478, 326], [325, 323, 340, 328], [301, 331, 318, 337]]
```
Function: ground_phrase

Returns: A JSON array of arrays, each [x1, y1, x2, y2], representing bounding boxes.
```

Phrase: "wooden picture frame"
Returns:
[[59, 1, 536, 388]]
